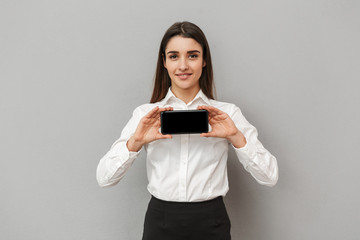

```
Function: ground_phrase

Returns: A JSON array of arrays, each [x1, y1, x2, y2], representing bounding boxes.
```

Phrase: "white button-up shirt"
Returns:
[[96, 88, 278, 202]]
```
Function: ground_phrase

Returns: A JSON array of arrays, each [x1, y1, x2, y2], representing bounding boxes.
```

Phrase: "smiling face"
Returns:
[[164, 36, 206, 96]]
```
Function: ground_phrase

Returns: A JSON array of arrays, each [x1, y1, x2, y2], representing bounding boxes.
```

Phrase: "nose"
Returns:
[[178, 57, 189, 71]]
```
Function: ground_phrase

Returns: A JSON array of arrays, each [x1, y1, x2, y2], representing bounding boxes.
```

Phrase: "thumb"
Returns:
[[200, 131, 216, 138], [158, 134, 173, 140]]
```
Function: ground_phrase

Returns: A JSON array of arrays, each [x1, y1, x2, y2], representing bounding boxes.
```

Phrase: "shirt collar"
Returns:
[[160, 87, 212, 106]]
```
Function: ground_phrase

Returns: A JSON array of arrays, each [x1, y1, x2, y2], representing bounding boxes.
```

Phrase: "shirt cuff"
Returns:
[[232, 141, 257, 161], [129, 149, 141, 158], [116, 145, 141, 167]]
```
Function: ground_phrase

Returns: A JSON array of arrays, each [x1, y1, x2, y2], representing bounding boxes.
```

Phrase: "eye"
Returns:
[[168, 55, 178, 60], [189, 54, 198, 59]]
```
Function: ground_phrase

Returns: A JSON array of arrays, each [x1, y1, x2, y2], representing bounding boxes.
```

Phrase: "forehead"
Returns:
[[165, 36, 202, 52]]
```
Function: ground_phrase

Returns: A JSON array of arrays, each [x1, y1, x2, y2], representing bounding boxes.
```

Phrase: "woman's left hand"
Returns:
[[197, 105, 247, 148]]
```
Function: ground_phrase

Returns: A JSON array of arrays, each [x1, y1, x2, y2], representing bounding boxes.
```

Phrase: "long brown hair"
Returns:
[[150, 21, 215, 103]]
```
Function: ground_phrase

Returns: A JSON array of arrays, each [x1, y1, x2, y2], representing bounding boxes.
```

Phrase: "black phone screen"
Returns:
[[160, 110, 209, 134]]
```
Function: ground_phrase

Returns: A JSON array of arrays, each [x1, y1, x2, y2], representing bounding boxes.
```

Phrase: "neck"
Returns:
[[171, 86, 200, 104]]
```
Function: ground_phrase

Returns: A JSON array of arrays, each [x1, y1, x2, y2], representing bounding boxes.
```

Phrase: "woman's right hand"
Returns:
[[126, 106, 173, 152]]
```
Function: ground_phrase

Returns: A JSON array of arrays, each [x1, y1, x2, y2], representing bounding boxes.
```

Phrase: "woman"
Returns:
[[97, 21, 278, 240]]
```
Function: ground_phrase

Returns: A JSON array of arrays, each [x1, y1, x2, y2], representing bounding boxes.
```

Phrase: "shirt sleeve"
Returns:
[[96, 106, 143, 187], [229, 105, 279, 187]]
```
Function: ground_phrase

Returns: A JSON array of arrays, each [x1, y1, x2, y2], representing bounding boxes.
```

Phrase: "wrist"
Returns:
[[227, 130, 247, 148], [126, 136, 144, 152]]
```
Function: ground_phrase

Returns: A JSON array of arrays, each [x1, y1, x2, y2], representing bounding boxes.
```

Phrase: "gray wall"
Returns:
[[1, 0, 359, 239]]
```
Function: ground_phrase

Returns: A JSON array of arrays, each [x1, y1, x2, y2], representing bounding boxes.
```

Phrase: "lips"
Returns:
[[175, 73, 192, 80]]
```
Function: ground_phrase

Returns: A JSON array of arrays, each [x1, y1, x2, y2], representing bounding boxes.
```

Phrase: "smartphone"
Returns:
[[160, 110, 209, 134]]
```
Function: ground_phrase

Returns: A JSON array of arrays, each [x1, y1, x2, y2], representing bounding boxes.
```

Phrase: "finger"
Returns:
[[154, 107, 173, 121], [157, 134, 173, 140], [205, 105, 223, 115], [155, 118, 161, 127], [197, 105, 210, 111], [198, 105, 216, 117], [200, 131, 217, 138], [197, 106, 215, 122], [150, 106, 172, 119], [159, 106, 173, 112], [205, 106, 227, 120], [197, 106, 212, 118], [146, 106, 160, 119]]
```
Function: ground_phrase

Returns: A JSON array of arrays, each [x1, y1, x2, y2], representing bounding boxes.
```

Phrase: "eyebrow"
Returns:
[[166, 50, 201, 55]]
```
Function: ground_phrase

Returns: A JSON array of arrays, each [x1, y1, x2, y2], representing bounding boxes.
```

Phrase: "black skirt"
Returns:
[[142, 196, 231, 240]]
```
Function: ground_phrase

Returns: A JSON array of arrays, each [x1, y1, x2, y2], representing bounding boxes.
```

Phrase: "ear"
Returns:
[[202, 60, 206, 68], [162, 54, 167, 69]]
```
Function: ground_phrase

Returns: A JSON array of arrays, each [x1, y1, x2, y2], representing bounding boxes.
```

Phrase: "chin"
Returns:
[[176, 84, 196, 90], [174, 80, 197, 89]]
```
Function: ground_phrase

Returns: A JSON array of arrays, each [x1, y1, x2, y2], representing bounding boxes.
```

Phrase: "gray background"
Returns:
[[1, 0, 359, 239]]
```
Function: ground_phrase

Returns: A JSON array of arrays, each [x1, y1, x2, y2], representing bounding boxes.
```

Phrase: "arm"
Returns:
[[230, 105, 279, 187], [96, 105, 173, 187], [198, 105, 278, 187], [96, 107, 143, 187]]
